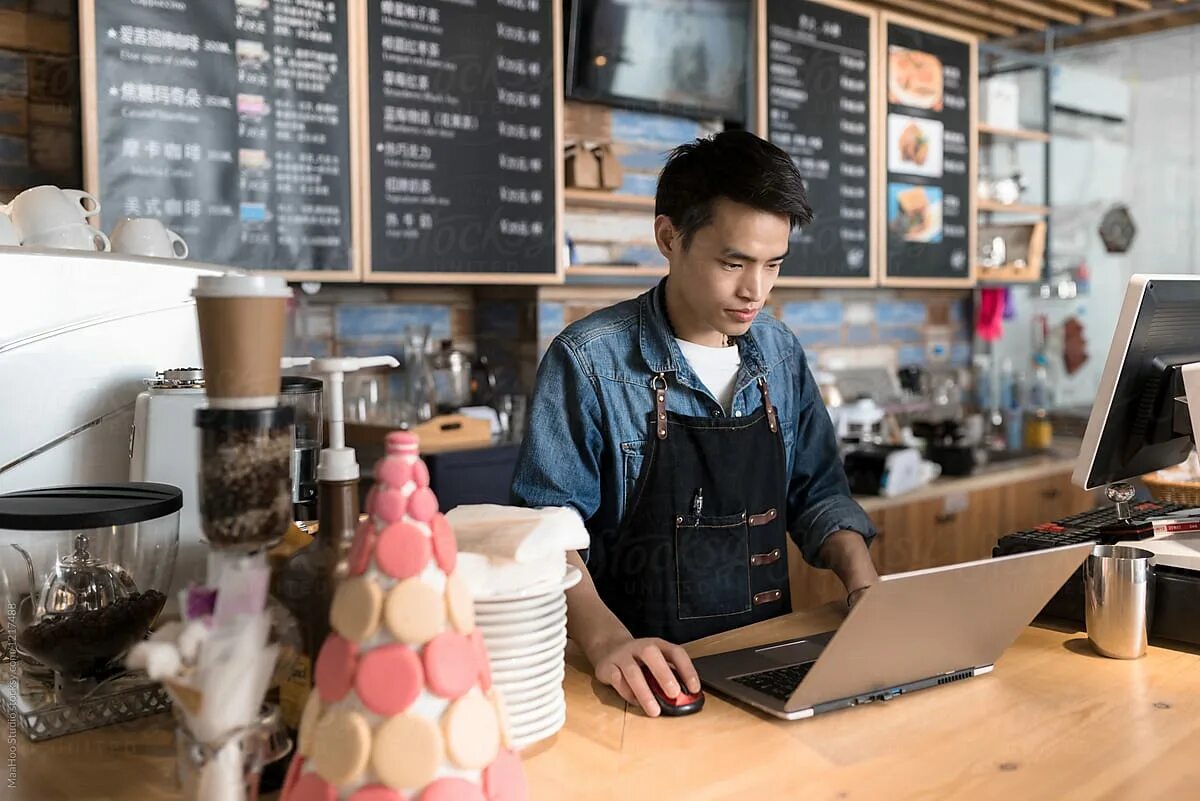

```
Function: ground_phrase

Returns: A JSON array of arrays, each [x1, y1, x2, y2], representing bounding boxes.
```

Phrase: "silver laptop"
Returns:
[[694, 544, 1091, 719]]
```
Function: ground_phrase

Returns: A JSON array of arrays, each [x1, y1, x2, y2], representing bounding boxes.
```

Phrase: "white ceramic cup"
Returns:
[[0, 212, 19, 246], [9, 186, 101, 238], [110, 217, 189, 259], [22, 222, 111, 252]]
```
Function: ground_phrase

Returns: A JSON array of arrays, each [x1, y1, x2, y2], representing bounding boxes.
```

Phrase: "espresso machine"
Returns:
[[131, 368, 323, 605]]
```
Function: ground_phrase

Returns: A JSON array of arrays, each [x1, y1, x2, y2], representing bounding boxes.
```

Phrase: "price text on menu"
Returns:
[[883, 22, 972, 280], [765, 0, 872, 280], [367, 0, 557, 275], [92, 0, 354, 272]]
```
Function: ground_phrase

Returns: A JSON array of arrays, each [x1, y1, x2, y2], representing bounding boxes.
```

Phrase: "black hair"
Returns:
[[655, 130, 813, 250]]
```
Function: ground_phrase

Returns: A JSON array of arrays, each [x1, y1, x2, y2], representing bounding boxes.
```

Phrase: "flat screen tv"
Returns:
[[565, 0, 752, 122]]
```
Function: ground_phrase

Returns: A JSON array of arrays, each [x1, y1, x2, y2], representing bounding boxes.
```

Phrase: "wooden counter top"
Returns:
[[12, 605, 1200, 801], [854, 441, 1083, 514]]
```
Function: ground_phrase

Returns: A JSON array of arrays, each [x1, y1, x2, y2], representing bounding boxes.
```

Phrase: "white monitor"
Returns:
[[1073, 274, 1200, 491]]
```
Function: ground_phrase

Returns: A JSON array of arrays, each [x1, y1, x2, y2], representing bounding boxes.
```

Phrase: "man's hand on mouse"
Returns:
[[588, 635, 701, 717]]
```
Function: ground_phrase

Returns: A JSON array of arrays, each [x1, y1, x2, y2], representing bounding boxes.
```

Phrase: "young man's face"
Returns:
[[655, 197, 790, 346]]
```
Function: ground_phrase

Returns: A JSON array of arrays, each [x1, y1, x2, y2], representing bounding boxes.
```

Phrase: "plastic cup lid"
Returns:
[[193, 273, 292, 299], [0, 483, 183, 529]]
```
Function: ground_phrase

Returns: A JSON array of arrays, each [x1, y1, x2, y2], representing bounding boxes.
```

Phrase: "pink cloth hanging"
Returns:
[[976, 288, 1006, 342]]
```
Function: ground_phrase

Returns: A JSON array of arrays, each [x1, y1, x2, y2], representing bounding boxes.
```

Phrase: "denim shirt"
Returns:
[[511, 279, 876, 568]]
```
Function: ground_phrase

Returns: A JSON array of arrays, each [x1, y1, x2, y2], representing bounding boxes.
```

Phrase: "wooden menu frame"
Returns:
[[756, 0, 880, 289], [877, 11, 978, 289], [78, 1, 363, 282], [359, 0, 565, 285]]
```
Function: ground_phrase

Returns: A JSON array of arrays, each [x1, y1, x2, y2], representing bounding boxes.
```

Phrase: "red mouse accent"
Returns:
[[641, 664, 705, 716]]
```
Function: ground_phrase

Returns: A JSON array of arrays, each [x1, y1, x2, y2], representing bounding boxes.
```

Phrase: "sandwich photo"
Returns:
[[889, 46, 944, 111], [888, 182, 943, 243]]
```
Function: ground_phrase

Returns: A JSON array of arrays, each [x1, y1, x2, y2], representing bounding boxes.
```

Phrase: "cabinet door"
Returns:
[[1038, 471, 1097, 520], [962, 485, 1009, 561], [875, 497, 969, 574], [998, 476, 1050, 533], [786, 517, 886, 611], [786, 539, 848, 610]]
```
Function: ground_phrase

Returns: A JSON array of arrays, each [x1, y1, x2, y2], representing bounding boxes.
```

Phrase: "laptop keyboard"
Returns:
[[731, 662, 815, 701]]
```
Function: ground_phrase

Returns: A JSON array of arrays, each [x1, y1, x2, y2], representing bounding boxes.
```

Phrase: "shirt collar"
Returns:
[[638, 277, 769, 379]]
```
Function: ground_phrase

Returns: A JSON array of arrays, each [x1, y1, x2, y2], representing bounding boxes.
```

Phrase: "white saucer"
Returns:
[[472, 565, 582, 604], [504, 683, 563, 714], [474, 589, 565, 612], [508, 695, 566, 728], [484, 626, 567, 656], [512, 705, 567, 750], [492, 662, 565, 694], [490, 651, 565, 681], [488, 633, 567, 669], [503, 676, 565, 705], [475, 596, 566, 622], [477, 611, 566, 638]]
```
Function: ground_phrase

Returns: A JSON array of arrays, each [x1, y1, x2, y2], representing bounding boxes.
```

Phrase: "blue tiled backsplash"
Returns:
[[293, 288, 971, 398], [335, 304, 453, 342], [536, 292, 973, 372]]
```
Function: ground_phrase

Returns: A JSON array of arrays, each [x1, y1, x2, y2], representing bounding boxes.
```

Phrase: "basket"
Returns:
[[1142, 471, 1200, 506]]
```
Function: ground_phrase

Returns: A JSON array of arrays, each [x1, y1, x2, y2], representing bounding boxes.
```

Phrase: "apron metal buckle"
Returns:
[[652, 372, 669, 440]]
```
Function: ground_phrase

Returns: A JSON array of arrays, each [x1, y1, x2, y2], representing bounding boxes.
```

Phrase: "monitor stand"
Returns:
[[1102, 363, 1200, 569]]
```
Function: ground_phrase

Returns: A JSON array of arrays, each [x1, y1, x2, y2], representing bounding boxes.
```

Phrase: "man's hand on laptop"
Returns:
[[847, 585, 871, 608], [588, 635, 701, 717], [820, 530, 881, 609]]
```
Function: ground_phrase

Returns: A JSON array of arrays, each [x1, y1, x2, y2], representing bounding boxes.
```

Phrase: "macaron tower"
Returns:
[[281, 431, 528, 801]]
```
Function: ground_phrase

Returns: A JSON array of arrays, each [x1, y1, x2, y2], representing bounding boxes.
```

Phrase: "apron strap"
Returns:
[[757, 377, 779, 434], [652, 373, 669, 440]]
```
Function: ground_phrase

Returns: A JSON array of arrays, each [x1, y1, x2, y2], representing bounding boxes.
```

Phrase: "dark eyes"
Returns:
[[720, 261, 784, 271]]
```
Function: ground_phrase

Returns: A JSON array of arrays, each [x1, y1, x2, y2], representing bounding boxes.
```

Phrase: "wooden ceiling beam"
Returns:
[[1048, 0, 1118, 17], [991, 0, 1083, 26], [874, 0, 1018, 36], [941, 0, 1047, 30], [1111, 0, 1152, 9], [1056, 8, 1200, 47]]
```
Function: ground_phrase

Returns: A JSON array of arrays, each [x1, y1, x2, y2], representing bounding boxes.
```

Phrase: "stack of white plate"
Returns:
[[474, 565, 582, 750]]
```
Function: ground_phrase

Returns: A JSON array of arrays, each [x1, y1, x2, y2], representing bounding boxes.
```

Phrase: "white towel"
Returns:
[[445, 504, 589, 562], [455, 551, 568, 599]]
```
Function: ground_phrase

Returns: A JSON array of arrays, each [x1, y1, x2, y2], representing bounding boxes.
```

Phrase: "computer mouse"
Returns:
[[641, 664, 705, 716]]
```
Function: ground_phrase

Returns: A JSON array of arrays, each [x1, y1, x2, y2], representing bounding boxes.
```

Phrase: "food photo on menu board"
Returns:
[[888, 183, 943, 243], [888, 113, 943, 178], [887, 46, 943, 111]]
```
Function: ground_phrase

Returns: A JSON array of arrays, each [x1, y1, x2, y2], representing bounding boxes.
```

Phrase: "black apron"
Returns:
[[593, 372, 791, 643]]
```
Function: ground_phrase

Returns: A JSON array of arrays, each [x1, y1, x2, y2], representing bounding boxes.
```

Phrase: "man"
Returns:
[[512, 130, 878, 717]]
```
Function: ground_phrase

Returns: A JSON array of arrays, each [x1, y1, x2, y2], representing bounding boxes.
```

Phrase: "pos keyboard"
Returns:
[[993, 500, 1194, 556]]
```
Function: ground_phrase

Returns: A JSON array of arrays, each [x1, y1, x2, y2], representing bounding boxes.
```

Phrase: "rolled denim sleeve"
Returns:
[[786, 347, 877, 567], [510, 336, 603, 525]]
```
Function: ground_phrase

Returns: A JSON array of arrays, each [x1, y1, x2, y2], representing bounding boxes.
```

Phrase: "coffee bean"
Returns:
[[17, 590, 166, 679], [199, 424, 293, 548]]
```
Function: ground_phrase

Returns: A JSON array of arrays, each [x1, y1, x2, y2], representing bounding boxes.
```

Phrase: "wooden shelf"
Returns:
[[567, 264, 668, 277], [978, 123, 1052, 143], [563, 188, 656, 212], [978, 199, 1051, 216], [976, 264, 1042, 284]]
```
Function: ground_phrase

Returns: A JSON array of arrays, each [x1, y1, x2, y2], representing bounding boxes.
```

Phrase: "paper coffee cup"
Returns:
[[193, 275, 293, 408]]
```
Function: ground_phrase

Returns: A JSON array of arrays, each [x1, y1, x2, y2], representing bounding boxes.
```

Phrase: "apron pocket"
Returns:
[[675, 512, 751, 619], [620, 440, 647, 521]]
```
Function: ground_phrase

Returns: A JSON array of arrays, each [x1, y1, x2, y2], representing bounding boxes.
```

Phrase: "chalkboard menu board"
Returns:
[[881, 15, 975, 285], [84, 0, 355, 276], [763, 0, 875, 284], [364, 0, 560, 280]]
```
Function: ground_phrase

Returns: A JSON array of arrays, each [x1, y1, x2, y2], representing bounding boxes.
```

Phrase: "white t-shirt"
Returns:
[[675, 338, 741, 412]]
